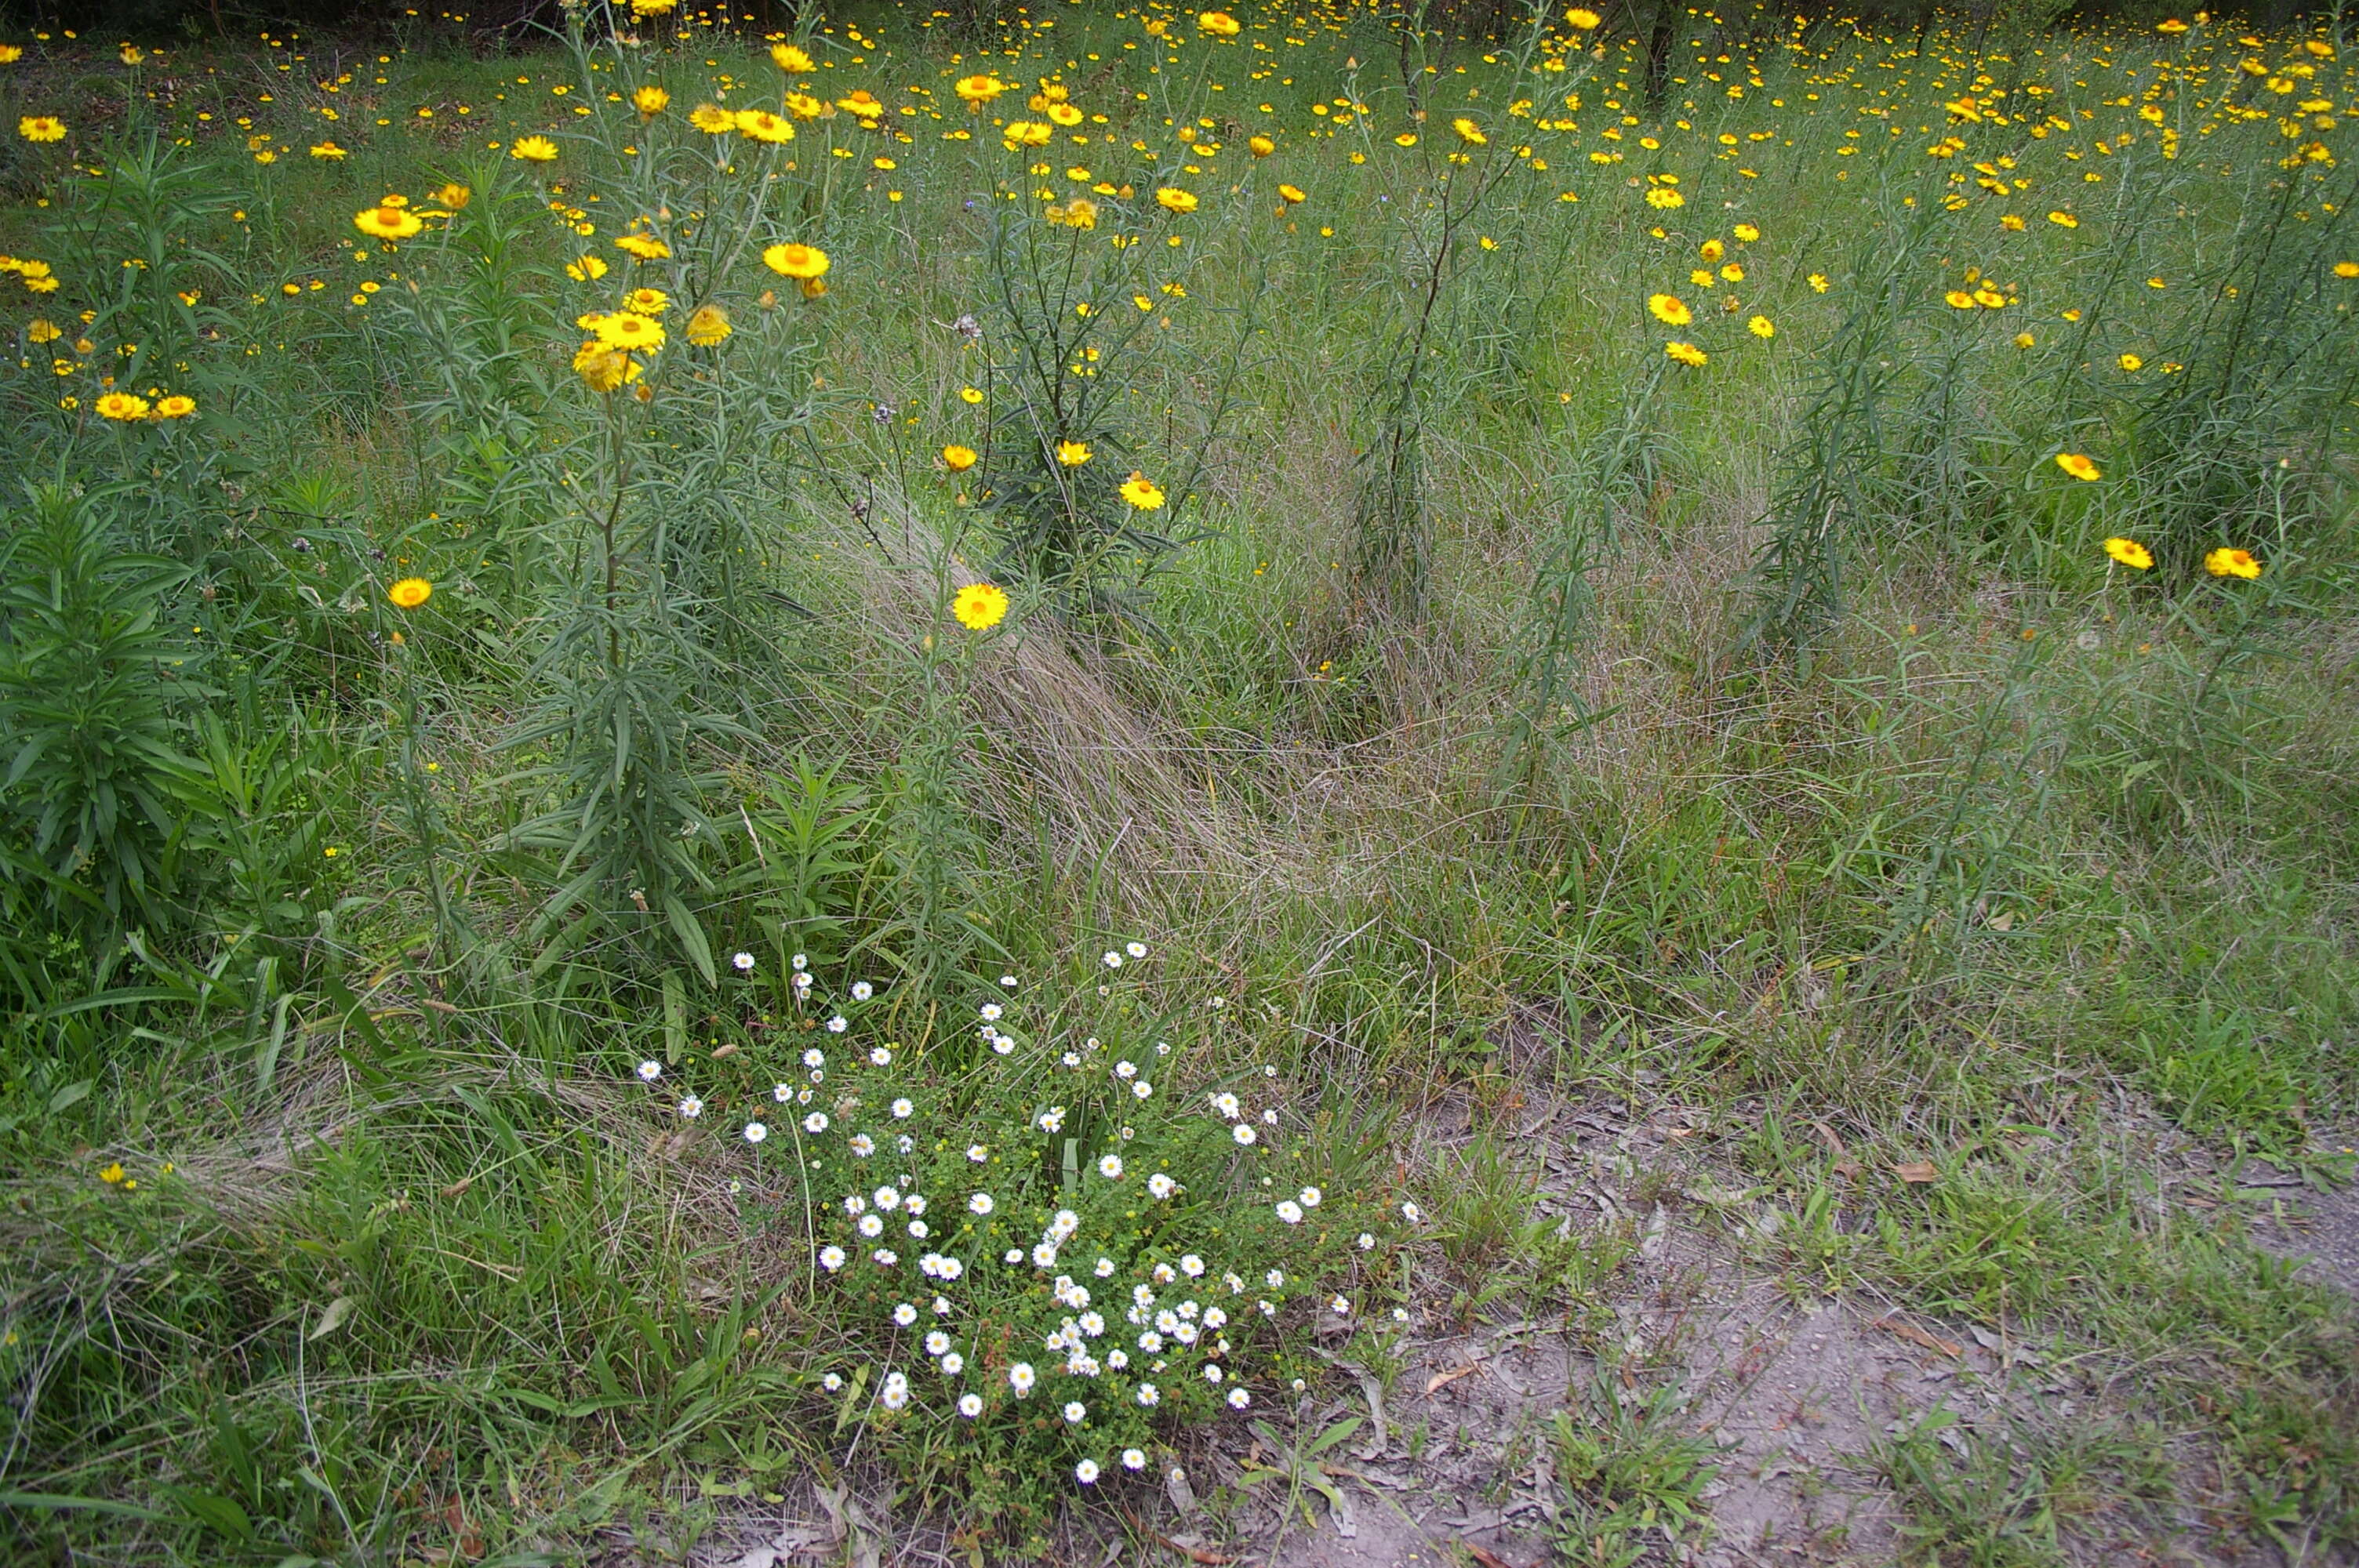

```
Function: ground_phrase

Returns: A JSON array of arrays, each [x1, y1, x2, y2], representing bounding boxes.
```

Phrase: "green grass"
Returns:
[[2, 0, 2358, 1560]]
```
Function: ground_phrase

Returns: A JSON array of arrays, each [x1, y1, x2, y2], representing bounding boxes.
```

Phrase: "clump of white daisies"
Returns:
[[628, 939, 1416, 1512]]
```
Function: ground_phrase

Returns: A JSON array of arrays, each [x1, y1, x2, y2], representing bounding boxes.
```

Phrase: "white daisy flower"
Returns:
[[636, 1060, 663, 1082], [802, 1112, 828, 1134], [1122, 1448, 1147, 1471], [743, 1122, 767, 1143], [826, 1015, 848, 1033], [1075, 1458, 1100, 1484], [1274, 1200, 1303, 1225], [1125, 942, 1148, 959], [1137, 1383, 1161, 1406], [1097, 1154, 1125, 1179], [849, 1134, 875, 1157], [1228, 1388, 1251, 1410], [892, 1302, 918, 1326], [1009, 1363, 1036, 1394], [851, 981, 874, 1001], [1102, 951, 1123, 968], [942, 1352, 965, 1375], [821, 1371, 843, 1391], [678, 1095, 703, 1119], [967, 1143, 990, 1162], [732, 951, 755, 973], [1299, 1186, 1323, 1208], [1063, 1401, 1087, 1425], [1233, 1124, 1257, 1146], [969, 1192, 995, 1215], [773, 1083, 794, 1103], [819, 1246, 847, 1271], [958, 1392, 983, 1417], [892, 1098, 914, 1119], [870, 1046, 892, 1066]]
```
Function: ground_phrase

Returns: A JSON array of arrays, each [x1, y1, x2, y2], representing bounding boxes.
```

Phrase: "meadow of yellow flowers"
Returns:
[[2, 0, 2357, 1560]]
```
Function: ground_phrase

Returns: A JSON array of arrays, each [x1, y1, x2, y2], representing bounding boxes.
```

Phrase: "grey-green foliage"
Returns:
[[979, 205, 1187, 612], [0, 482, 204, 956], [2118, 161, 2359, 579], [1344, 0, 1572, 626], [505, 598, 745, 987], [1742, 189, 1945, 663], [1497, 360, 1663, 800]]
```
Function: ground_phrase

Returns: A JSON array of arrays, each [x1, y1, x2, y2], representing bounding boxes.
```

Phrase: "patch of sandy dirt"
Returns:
[[2237, 1152, 2359, 1298], [671, 1093, 2346, 1567]]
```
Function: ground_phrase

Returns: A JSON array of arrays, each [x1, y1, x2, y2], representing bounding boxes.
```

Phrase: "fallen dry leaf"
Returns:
[[1893, 1160, 1939, 1183], [1466, 1545, 1525, 1568], [1425, 1363, 1481, 1394], [1812, 1120, 1848, 1160], [1872, 1315, 1962, 1359]]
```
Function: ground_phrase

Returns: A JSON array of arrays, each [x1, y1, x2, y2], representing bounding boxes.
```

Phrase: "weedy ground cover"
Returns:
[[1, 0, 2356, 1562]]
